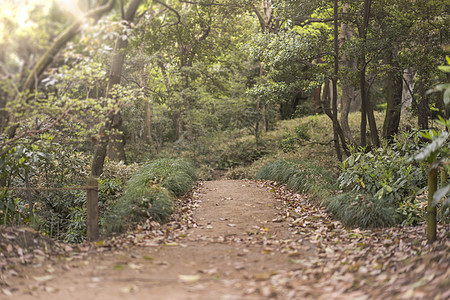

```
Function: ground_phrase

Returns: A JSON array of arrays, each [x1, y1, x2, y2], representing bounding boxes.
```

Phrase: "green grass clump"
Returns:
[[102, 158, 196, 233], [326, 192, 400, 228], [135, 158, 197, 196], [256, 159, 335, 203]]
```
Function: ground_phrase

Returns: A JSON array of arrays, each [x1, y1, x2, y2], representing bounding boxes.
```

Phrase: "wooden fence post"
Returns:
[[86, 176, 99, 241]]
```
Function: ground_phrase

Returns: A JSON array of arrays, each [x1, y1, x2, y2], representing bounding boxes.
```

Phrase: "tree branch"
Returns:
[[294, 17, 338, 27], [154, 0, 182, 26], [21, 0, 116, 93]]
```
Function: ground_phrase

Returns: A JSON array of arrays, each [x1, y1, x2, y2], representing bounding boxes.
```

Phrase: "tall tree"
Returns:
[[358, 0, 379, 147], [91, 0, 142, 176], [338, 2, 358, 145]]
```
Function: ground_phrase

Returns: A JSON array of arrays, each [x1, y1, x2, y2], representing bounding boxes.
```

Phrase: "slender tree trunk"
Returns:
[[401, 67, 416, 116], [332, 0, 342, 161], [144, 101, 153, 146], [104, 0, 142, 162], [418, 78, 429, 130], [383, 51, 403, 140], [366, 93, 380, 147], [314, 86, 321, 113], [339, 3, 357, 145], [91, 0, 142, 176], [358, 0, 379, 148]]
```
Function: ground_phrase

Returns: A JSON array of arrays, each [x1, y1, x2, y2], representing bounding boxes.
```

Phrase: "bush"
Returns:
[[132, 158, 197, 196], [327, 192, 400, 228], [330, 132, 427, 228], [257, 159, 335, 203], [102, 158, 196, 233]]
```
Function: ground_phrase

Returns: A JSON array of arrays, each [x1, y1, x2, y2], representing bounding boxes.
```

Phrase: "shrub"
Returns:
[[132, 158, 197, 196], [330, 132, 427, 228], [102, 158, 196, 233], [327, 192, 400, 228], [257, 159, 335, 203]]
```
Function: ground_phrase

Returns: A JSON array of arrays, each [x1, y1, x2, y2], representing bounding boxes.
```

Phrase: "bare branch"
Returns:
[[177, 0, 237, 7], [294, 17, 337, 27], [154, 0, 182, 26]]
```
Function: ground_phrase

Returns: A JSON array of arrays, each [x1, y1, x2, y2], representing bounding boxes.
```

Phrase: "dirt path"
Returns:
[[4, 180, 296, 300], [3, 180, 450, 300]]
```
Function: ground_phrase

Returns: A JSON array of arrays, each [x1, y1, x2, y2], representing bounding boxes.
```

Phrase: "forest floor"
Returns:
[[1, 180, 450, 300]]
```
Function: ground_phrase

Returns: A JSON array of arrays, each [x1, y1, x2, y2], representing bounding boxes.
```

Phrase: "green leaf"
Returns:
[[438, 66, 450, 73], [444, 87, 450, 106], [414, 132, 449, 163], [432, 185, 450, 207]]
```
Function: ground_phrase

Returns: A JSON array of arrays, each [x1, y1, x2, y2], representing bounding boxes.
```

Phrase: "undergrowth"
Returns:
[[256, 159, 336, 203], [327, 192, 400, 228], [103, 158, 196, 234], [326, 131, 428, 228]]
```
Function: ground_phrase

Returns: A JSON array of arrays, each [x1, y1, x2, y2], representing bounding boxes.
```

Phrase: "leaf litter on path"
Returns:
[[2, 180, 450, 299]]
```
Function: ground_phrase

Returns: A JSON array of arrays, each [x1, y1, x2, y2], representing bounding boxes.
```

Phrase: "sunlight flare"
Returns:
[[55, 0, 84, 20]]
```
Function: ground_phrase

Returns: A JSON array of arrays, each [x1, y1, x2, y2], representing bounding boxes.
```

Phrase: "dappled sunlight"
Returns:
[[55, 0, 84, 20]]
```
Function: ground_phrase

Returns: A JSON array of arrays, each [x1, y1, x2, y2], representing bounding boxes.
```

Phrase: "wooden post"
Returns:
[[86, 176, 99, 241], [427, 166, 437, 243]]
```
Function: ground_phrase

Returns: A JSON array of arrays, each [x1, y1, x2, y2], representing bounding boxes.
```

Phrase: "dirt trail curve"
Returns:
[[4, 180, 450, 300], [5, 180, 297, 300]]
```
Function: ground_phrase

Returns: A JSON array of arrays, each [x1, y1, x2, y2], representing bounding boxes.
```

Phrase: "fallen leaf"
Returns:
[[44, 286, 57, 293], [94, 241, 105, 247], [120, 284, 139, 293], [2, 289, 12, 297], [165, 242, 179, 246], [178, 274, 201, 283], [128, 263, 143, 270], [33, 275, 53, 282], [254, 272, 271, 281]]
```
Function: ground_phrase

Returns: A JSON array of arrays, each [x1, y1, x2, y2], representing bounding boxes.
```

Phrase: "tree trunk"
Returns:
[[339, 2, 357, 145], [103, 0, 142, 163], [383, 51, 403, 140], [358, 0, 379, 148], [314, 86, 321, 113], [418, 78, 429, 130], [91, 0, 142, 176], [144, 100, 153, 146], [401, 67, 416, 116], [332, 0, 342, 161], [366, 92, 380, 147]]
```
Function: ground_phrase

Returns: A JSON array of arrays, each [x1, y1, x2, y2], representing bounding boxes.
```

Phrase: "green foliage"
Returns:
[[327, 192, 400, 228], [63, 206, 87, 244], [103, 159, 196, 233], [280, 125, 311, 153], [134, 159, 197, 196], [332, 132, 428, 228], [397, 197, 426, 227], [339, 139, 425, 204], [418, 59, 450, 212], [257, 159, 335, 203]]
